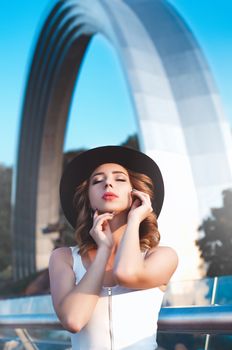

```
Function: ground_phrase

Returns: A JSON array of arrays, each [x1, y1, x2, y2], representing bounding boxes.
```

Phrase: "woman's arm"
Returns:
[[49, 245, 110, 333], [113, 190, 178, 289], [49, 211, 114, 333]]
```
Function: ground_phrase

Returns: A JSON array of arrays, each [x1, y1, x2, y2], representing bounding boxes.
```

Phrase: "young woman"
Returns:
[[49, 145, 178, 349]]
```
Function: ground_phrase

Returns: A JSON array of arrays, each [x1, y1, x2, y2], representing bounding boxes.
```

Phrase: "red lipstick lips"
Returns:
[[102, 192, 119, 200]]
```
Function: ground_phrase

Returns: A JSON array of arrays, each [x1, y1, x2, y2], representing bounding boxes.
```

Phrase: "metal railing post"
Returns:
[[204, 276, 219, 350]]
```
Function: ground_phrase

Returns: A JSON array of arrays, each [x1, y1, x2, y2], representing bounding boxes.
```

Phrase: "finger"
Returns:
[[132, 190, 151, 205], [131, 194, 152, 213], [132, 189, 150, 199], [93, 209, 98, 219], [131, 192, 145, 206], [99, 211, 115, 217], [130, 198, 141, 209], [93, 210, 111, 222], [102, 220, 110, 231], [93, 212, 114, 227]]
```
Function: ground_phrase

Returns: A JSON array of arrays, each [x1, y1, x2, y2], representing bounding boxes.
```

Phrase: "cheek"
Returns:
[[88, 188, 96, 206]]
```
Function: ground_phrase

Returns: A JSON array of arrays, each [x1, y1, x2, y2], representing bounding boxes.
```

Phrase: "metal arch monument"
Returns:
[[13, 0, 232, 279]]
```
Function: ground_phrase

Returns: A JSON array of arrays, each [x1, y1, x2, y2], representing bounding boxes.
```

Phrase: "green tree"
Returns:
[[121, 134, 140, 150], [196, 189, 232, 277], [0, 165, 12, 277]]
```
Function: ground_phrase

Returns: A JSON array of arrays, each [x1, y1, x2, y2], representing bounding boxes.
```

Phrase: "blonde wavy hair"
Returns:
[[73, 168, 160, 255]]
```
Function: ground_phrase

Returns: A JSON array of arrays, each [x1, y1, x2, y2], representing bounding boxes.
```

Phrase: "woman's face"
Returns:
[[88, 163, 133, 214]]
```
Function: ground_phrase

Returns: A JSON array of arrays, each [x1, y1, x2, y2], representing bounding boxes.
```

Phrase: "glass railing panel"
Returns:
[[0, 338, 22, 349], [27, 329, 71, 348], [157, 332, 206, 350], [206, 335, 232, 350], [0, 329, 71, 350], [0, 329, 19, 339], [32, 340, 71, 350], [0, 295, 54, 315], [0, 329, 21, 349], [215, 275, 232, 305], [163, 277, 215, 306]]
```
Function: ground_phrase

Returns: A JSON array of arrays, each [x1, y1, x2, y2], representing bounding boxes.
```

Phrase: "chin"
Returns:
[[98, 207, 118, 213], [100, 206, 129, 215]]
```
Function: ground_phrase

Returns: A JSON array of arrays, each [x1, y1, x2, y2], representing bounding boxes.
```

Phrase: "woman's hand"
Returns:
[[89, 210, 114, 250], [128, 189, 153, 223]]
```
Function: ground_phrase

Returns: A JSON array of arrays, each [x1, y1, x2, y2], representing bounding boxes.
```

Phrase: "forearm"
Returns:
[[59, 246, 110, 332], [114, 217, 144, 283]]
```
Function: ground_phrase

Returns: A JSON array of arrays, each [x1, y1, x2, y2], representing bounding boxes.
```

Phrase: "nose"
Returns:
[[104, 179, 113, 188]]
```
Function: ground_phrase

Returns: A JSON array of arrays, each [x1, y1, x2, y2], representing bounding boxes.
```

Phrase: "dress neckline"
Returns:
[[74, 247, 164, 292], [79, 254, 119, 289]]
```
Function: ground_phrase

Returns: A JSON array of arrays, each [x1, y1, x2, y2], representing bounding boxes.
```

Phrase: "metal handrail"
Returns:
[[158, 305, 232, 334], [0, 305, 232, 334], [0, 313, 62, 330]]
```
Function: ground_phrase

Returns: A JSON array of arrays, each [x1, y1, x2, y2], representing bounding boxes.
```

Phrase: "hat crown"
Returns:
[[60, 146, 164, 228]]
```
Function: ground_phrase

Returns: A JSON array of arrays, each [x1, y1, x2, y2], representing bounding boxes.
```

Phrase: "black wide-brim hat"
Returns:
[[60, 146, 164, 228]]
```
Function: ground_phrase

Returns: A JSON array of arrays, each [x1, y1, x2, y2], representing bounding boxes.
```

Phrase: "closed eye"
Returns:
[[92, 179, 103, 185], [116, 178, 126, 182]]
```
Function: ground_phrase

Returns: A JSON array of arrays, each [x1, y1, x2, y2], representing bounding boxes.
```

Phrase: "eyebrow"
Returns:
[[91, 171, 128, 179]]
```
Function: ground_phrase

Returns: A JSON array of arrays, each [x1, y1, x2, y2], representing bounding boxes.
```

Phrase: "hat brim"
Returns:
[[60, 146, 164, 228]]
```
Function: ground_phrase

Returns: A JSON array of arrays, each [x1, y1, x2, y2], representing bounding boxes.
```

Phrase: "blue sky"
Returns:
[[0, 0, 232, 166]]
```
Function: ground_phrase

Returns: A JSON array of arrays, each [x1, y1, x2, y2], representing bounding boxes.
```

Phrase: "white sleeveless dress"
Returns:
[[69, 246, 164, 350]]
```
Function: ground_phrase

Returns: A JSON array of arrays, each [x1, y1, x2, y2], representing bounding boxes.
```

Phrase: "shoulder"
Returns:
[[147, 245, 178, 257], [146, 246, 178, 268], [49, 247, 73, 268]]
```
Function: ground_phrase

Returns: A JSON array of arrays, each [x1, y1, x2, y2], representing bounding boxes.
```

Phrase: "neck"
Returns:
[[108, 210, 128, 249]]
